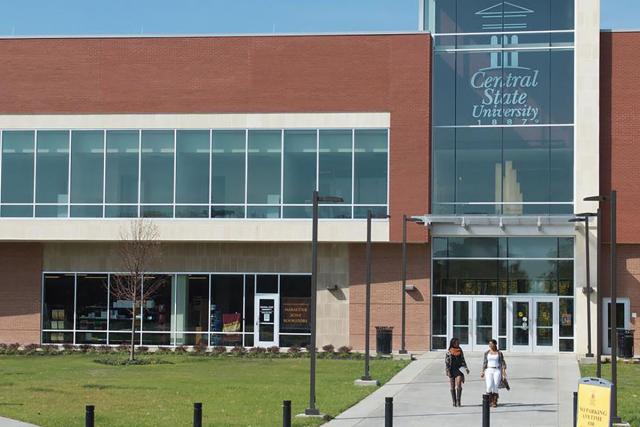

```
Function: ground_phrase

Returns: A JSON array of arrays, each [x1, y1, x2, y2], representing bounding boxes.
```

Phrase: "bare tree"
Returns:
[[110, 219, 164, 361]]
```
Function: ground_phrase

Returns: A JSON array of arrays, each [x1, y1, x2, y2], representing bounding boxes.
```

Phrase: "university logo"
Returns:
[[476, 1, 534, 31]]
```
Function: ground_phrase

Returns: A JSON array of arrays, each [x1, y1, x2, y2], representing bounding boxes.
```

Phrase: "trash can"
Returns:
[[617, 330, 634, 359], [376, 326, 393, 355]]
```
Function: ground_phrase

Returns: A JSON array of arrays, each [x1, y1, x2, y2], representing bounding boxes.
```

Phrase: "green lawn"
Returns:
[[0, 354, 408, 427], [580, 363, 640, 427]]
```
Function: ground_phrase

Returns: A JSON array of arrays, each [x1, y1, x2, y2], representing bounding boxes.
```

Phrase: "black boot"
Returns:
[[456, 387, 462, 407], [450, 389, 457, 407]]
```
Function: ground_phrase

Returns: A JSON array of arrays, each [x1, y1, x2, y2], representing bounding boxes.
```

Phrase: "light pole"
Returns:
[[585, 192, 620, 423], [361, 210, 389, 383], [569, 213, 597, 358], [400, 215, 424, 355], [305, 190, 343, 417]]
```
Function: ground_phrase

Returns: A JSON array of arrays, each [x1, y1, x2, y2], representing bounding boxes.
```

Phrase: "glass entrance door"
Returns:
[[533, 298, 557, 352], [449, 298, 472, 351], [254, 294, 279, 347], [509, 298, 532, 352], [474, 298, 497, 351]]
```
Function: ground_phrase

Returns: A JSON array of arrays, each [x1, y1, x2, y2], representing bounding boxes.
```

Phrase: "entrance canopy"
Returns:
[[414, 215, 575, 237]]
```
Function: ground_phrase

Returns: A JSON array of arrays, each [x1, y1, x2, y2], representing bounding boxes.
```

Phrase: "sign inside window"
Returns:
[[282, 297, 310, 330]]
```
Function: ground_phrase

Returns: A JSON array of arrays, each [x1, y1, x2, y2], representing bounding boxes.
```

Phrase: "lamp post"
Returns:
[[584, 192, 620, 423], [569, 212, 597, 358], [400, 215, 424, 355], [305, 190, 343, 417], [360, 209, 390, 384]]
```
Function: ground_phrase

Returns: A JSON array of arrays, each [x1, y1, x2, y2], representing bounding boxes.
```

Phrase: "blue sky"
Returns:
[[0, 0, 635, 36]]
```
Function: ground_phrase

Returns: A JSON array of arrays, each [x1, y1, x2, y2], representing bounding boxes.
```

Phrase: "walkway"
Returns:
[[0, 418, 38, 427], [326, 352, 580, 427]]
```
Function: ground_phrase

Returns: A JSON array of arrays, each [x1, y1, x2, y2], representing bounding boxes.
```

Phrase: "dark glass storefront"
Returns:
[[42, 273, 311, 347]]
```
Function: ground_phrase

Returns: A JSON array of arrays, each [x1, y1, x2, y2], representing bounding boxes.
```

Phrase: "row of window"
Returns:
[[42, 273, 311, 347], [0, 128, 387, 219]]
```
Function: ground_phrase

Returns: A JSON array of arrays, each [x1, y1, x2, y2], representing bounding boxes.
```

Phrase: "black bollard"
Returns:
[[282, 400, 291, 427], [573, 392, 578, 427], [193, 402, 202, 427], [385, 397, 393, 427], [482, 394, 491, 427], [85, 405, 94, 427]]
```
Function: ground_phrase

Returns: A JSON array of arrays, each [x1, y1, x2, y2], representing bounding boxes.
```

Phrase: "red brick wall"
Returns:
[[600, 32, 640, 244], [349, 243, 430, 352], [0, 243, 42, 344], [0, 35, 431, 242]]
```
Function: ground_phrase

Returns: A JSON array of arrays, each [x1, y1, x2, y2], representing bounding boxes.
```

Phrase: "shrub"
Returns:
[[210, 346, 227, 356], [95, 345, 112, 354], [287, 346, 302, 357], [322, 344, 335, 354], [267, 346, 280, 356], [41, 345, 59, 355], [229, 346, 246, 356], [155, 347, 173, 355], [78, 344, 93, 353], [22, 344, 40, 355], [191, 343, 207, 354], [94, 357, 173, 366], [62, 344, 75, 354], [174, 345, 188, 354], [116, 344, 130, 353], [4, 343, 20, 355], [137, 346, 149, 354], [248, 347, 266, 357], [337, 346, 352, 358]]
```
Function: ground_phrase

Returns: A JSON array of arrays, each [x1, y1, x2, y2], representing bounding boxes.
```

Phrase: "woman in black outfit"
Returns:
[[445, 338, 470, 407]]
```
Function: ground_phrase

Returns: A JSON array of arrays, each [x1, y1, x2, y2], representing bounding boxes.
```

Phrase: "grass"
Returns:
[[0, 354, 408, 427], [580, 363, 640, 427]]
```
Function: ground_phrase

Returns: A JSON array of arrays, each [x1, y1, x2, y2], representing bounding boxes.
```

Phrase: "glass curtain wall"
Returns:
[[42, 273, 311, 347], [0, 128, 387, 219], [429, 0, 575, 215]]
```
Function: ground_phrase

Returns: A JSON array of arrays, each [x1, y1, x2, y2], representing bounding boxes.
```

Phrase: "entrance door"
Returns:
[[509, 298, 532, 352], [474, 298, 498, 351], [603, 298, 631, 354], [449, 297, 472, 351], [533, 298, 557, 352], [254, 294, 279, 347]]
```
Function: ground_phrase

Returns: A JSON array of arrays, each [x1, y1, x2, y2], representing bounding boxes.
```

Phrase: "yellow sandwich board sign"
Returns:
[[577, 377, 612, 427]]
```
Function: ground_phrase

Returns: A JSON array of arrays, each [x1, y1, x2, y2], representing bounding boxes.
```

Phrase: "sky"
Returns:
[[0, 0, 635, 37]]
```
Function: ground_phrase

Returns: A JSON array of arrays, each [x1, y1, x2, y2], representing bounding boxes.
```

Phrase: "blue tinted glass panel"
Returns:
[[141, 205, 172, 218], [106, 131, 139, 204], [36, 205, 68, 218], [176, 130, 209, 204], [175, 206, 209, 218], [432, 128, 455, 214], [36, 131, 69, 204], [247, 206, 280, 219], [283, 206, 312, 218], [319, 206, 351, 219], [319, 130, 352, 204], [283, 130, 316, 204], [71, 205, 103, 218], [141, 130, 174, 204], [71, 131, 104, 204], [1, 205, 32, 217], [211, 206, 245, 218], [508, 238, 558, 258], [213, 131, 245, 204], [247, 131, 280, 204], [2, 131, 35, 203], [105, 205, 137, 218], [354, 130, 387, 205]]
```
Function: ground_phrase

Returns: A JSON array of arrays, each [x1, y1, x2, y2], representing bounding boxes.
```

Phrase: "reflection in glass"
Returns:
[[212, 130, 245, 204], [2, 131, 35, 203], [210, 275, 243, 346], [319, 130, 352, 204], [76, 274, 108, 331], [513, 301, 530, 346], [176, 130, 209, 205], [36, 131, 69, 204], [247, 130, 280, 204], [106, 131, 139, 204], [141, 130, 174, 204], [43, 274, 75, 331], [283, 130, 316, 204], [174, 275, 209, 346], [354, 130, 387, 205], [71, 131, 104, 204]]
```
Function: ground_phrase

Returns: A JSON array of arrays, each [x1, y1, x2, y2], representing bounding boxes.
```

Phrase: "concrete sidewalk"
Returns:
[[325, 352, 580, 427], [0, 417, 38, 427]]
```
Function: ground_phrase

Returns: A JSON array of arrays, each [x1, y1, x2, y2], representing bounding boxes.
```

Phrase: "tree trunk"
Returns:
[[129, 283, 137, 361]]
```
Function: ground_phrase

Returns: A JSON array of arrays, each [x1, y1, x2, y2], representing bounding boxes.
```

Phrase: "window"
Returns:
[[71, 131, 104, 209], [176, 130, 209, 217], [42, 274, 75, 343], [603, 298, 631, 353], [1, 131, 35, 215], [36, 131, 69, 218], [142, 275, 173, 345], [283, 130, 316, 207], [1, 127, 388, 219], [279, 275, 311, 348], [141, 131, 174, 217], [75, 274, 108, 345], [212, 130, 245, 218], [210, 275, 244, 347], [247, 130, 281, 206], [354, 130, 387, 206], [105, 130, 139, 209]]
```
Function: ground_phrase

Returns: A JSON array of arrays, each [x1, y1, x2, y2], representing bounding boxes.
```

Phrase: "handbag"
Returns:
[[499, 376, 511, 391]]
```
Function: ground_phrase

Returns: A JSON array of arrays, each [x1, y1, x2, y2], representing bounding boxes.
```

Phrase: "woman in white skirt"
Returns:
[[480, 339, 507, 407]]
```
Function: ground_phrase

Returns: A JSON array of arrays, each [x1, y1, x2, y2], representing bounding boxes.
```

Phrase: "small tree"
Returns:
[[110, 219, 164, 361]]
